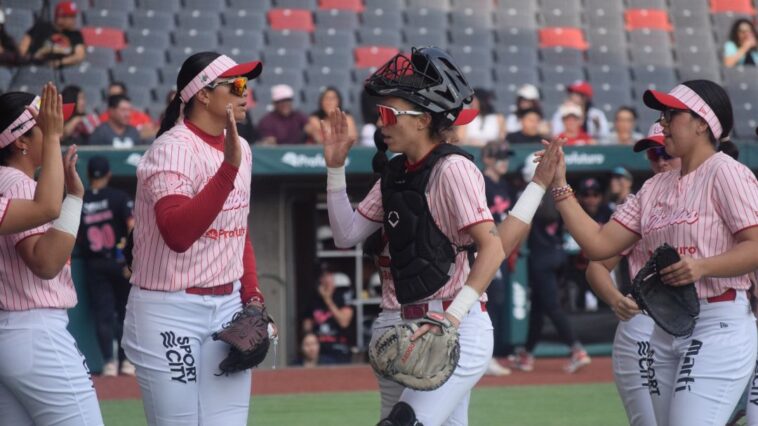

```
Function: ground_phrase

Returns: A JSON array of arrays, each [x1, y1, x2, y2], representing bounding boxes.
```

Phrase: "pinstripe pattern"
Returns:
[[669, 85, 723, 140], [0, 167, 76, 310], [613, 152, 758, 298], [358, 155, 493, 309], [179, 55, 237, 103], [130, 122, 252, 291], [0, 197, 9, 227]]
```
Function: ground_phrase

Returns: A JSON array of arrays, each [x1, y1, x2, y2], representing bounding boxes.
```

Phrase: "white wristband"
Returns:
[[446, 285, 480, 323], [52, 195, 82, 237], [509, 182, 546, 225], [327, 165, 346, 191]]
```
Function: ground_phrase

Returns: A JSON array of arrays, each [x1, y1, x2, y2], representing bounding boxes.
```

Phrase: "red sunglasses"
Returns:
[[377, 104, 424, 126]]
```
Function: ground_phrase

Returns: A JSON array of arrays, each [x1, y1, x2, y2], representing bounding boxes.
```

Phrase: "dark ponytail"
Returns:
[[0, 92, 37, 165], [157, 51, 222, 138], [717, 140, 740, 160], [371, 128, 388, 174]]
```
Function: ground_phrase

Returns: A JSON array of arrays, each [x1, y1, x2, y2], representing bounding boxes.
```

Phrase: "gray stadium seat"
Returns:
[[724, 66, 758, 85], [274, 0, 317, 9], [587, 65, 631, 87], [352, 68, 374, 84], [452, 0, 494, 11], [177, 10, 222, 31], [153, 84, 176, 107], [10, 66, 56, 94], [405, 8, 448, 29], [126, 29, 172, 50], [358, 28, 402, 48], [313, 29, 356, 49], [173, 30, 219, 53], [448, 46, 493, 68], [183, 0, 226, 12], [159, 64, 182, 84], [121, 46, 166, 67], [627, 0, 667, 8], [629, 30, 672, 49], [462, 68, 494, 90], [540, 66, 585, 91], [632, 65, 677, 88], [309, 48, 353, 68], [364, 0, 403, 11], [305, 67, 352, 89], [266, 30, 311, 50], [588, 46, 629, 66], [256, 68, 305, 90], [450, 29, 495, 49], [220, 29, 265, 54], [541, 8, 582, 27], [261, 48, 308, 68], [403, 28, 447, 49], [138, 0, 180, 13], [495, 45, 538, 68], [540, 0, 581, 13], [407, 0, 450, 10], [131, 11, 175, 32], [3, 8, 34, 42], [228, 0, 271, 9], [496, 27, 538, 49], [540, 86, 566, 117], [111, 65, 159, 89], [593, 86, 634, 117], [85, 46, 117, 68], [494, 66, 539, 90], [673, 28, 715, 51], [677, 63, 721, 82], [222, 11, 267, 30], [671, 8, 712, 29], [450, 10, 493, 30], [83, 10, 129, 28], [3, 0, 42, 9], [62, 65, 110, 88], [93, 0, 135, 11], [0, 68, 12, 92], [540, 47, 585, 67], [586, 27, 626, 50], [494, 7, 537, 29], [125, 86, 153, 110], [585, 11, 624, 31], [629, 44, 674, 66], [315, 9, 359, 30], [584, 0, 623, 14], [362, 8, 403, 30]]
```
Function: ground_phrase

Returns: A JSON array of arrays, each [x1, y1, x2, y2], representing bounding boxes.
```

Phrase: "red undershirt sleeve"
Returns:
[[154, 161, 238, 253], [240, 229, 264, 304]]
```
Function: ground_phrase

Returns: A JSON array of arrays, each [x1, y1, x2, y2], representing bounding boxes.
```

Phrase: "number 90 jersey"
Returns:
[[78, 187, 134, 259]]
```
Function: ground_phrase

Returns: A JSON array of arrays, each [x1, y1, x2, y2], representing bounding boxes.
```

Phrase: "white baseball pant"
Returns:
[[648, 292, 757, 426], [0, 309, 103, 426], [612, 314, 656, 426], [122, 281, 252, 426], [371, 301, 493, 426], [743, 322, 758, 425]]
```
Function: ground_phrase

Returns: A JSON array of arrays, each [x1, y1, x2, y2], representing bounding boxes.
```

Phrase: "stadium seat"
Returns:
[[494, 66, 540, 91], [629, 30, 673, 52], [670, 5, 712, 28], [84, 46, 117, 68], [2, 0, 43, 10], [229, 0, 272, 9], [450, 29, 495, 49], [315, 9, 360, 30], [3, 8, 34, 42], [131, 11, 175, 32], [541, 0, 581, 12], [62, 65, 110, 89], [584, 0, 624, 14], [354, 46, 399, 68], [319, 0, 363, 12], [305, 67, 352, 88], [111, 65, 160, 88], [586, 27, 626, 50], [724, 65, 758, 85], [540, 47, 585, 66], [0, 68, 12, 92], [541, 8, 582, 27], [266, 29, 311, 49], [358, 28, 402, 48], [405, 8, 449, 29], [138, 0, 181, 12], [313, 29, 357, 49], [183, 0, 226, 12], [448, 46, 494, 69], [362, 8, 403, 30], [10, 67, 55, 93], [81, 27, 126, 50], [121, 46, 167, 67], [627, 0, 667, 8], [540, 65, 585, 91], [450, 9, 494, 30], [593, 85, 634, 116], [257, 67, 305, 89], [496, 27, 539, 49], [586, 10, 625, 30], [461, 68, 494, 90], [159, 64, 182, 84], [495, 45, 539, 68], [125, 86, 153, 110], [220, 29, 265, 53], [587, 65, 632, 87], [629, 43, 674, 66], [632, 65, 677, 89], [177, 10, 222, 31], [539, 27, 588, 50], [222, 10, 267, 30], [83, 10, 129, 29], [268, 8, 315, 32], [126, 29, 171, 50], [625, 9, 673, 31], [92, 0, 135, 11], [494, 7, 538, 29], [173, 30, 219, 53], [403, 28, 447, 49], [407, 0, 450, 10], [710, 0, 756, 14], [587, 45, 629, 66], [275, 0, 317, 8], [261, 47, 308, 68], [364, 0, 403, 11], [309, 48, 353, 68]]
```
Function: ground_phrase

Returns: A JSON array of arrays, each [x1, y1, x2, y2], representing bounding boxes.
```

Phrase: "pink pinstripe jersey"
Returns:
[[130, 122, 252, 291], [359, 153, 493, 310], [613, 152, 758, 299], [0, 196, 8, 226], [0, 167, 76, 310]]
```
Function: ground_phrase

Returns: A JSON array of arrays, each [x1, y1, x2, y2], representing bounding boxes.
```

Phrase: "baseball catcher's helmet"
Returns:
[[364, 47, 474, 126]]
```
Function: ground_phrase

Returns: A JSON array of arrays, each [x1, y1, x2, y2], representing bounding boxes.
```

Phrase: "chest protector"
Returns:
[[380, 143, 475, 304]]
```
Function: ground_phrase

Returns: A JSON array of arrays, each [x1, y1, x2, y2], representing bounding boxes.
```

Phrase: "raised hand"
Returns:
[[532, 138, 565, 188], [63, 145, 84, 198], [224, 103, 241, 168], [321, 108, 353, 168], [34, 82, 64, 141]]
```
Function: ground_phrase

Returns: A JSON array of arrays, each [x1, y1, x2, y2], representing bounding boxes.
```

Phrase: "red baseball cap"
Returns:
[[452, 108, 479, 126], [633, 121, 665, 152], [567, 81, 593, 98], [55, 1, 78, 17]]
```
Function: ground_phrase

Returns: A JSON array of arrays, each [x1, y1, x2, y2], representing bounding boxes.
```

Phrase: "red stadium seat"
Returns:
[[268, 8, 315, 32], [625, 9, 673, 31], [319, 0, 364, 12], [710, 0, 756, 14], [81, 27, 126, 50], [354, 46, 399, 68], [538, 27, 588, 50]]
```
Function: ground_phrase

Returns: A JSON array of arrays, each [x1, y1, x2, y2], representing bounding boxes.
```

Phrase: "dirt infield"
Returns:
[[94, 356, 613, 400]]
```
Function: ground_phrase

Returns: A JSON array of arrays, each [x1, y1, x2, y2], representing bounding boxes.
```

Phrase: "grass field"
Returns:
[[100, 383, 627, 426]]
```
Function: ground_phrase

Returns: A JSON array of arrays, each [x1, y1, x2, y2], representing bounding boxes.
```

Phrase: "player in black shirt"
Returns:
[[302, 270, 354, 364], [77, 156, 134, 376]]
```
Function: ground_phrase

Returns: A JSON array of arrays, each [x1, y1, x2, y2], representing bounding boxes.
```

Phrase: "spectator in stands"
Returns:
[[89, 95, 143, 148], [506, 107, 544, 144], [61, 85, 100, 145], [506, 84, 550, 135], [481, 141, 515, 377], [302, 270, 354, 364], [305, 87, 357, 144], [257, 84, 309, 145], [100, 82, 158, 141], [295, 333, 321, 368], [604, 106, 642, 145], [551, 81, 609, 140], [607, 166, 633, 211], [77, 156, 135, 376], [556, 103, 595, 145], [723, 18, 758, 67], [456, 88, 506, 146], [0, 11, 20, 66], [18, 1, 85, 68]]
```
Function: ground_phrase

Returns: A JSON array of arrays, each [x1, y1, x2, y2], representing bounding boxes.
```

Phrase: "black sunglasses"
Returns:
[[646, 146, 673, 161], [660, 109, 692, 123]]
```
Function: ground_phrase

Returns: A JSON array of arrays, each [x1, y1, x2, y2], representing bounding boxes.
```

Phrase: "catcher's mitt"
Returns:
[[630, 243, 699, 337], [212, 301, 275, 375], [368, 312, 460, 391]]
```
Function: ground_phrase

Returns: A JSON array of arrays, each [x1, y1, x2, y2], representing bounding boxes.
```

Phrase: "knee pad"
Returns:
[[377, 402, 423, 426]]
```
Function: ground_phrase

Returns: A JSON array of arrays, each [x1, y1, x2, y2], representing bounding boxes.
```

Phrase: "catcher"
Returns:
[[320, 47, 561, 425]]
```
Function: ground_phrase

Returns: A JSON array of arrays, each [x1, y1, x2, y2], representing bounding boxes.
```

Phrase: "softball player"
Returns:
[[585, 121, 681, 426], [320, 47, 560, 425], [549, 79, 758, 425], [0, 85, 102, 425], [122, 51, 266, 426]]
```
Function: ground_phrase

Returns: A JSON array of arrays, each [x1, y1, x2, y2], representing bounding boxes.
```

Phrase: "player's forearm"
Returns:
[[24, 230, 76, 279], [326, 187, 381, 248], [700, 240, 758, 278], [240, 233, 263, 304], [465, 229, 505, 295], [586, 259, 624, 307], [33, 134, 65, 220], [556, 197, 633, 260], [497, 214, 531, 257]]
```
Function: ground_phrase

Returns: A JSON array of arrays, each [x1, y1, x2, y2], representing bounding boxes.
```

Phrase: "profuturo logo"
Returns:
[[281, 152, 351, 168], [204, 227, 246, 240], [563, 151, 605, 166]]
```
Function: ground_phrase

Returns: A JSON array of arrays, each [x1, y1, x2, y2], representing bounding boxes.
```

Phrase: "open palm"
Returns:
[[321, 109, 353, 168]]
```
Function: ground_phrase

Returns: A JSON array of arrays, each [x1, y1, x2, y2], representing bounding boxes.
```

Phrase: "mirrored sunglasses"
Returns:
[[207, 76, 248, 97], [377, 104, 424, 126]]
